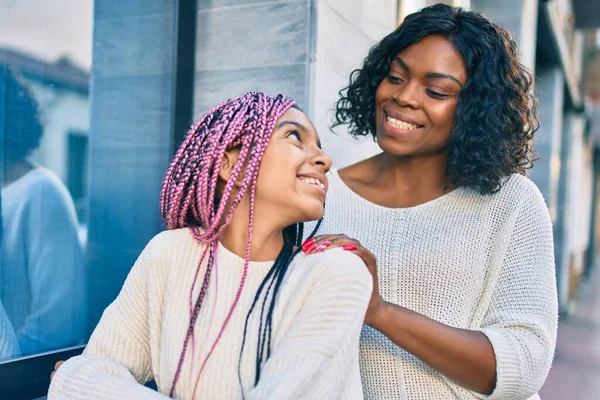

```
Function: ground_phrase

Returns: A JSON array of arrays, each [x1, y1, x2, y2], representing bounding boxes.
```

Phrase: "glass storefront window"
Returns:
[[1, 0, 92, 361], [0, 1, 184, 397]]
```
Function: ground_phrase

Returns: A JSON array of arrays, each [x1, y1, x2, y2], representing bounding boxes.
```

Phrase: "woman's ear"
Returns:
[[219, 148, 243, 188]]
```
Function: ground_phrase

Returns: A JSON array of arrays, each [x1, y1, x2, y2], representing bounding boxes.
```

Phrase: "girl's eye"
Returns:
[[426, 89, 449, 99], [288, 131, 301, 141]]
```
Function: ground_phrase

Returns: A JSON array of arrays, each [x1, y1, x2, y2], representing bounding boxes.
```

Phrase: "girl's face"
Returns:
[[374, 35, 467, 157], [254, 107, 332, 226]]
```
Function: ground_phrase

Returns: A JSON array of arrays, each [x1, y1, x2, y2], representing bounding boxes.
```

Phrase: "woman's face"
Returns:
[[375, 35, 467, 157], [254, 107, 332, 225]]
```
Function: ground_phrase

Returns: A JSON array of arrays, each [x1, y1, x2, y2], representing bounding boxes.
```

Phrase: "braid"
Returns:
[[161, 92, 295, 397], [237, 218, 323, 396]]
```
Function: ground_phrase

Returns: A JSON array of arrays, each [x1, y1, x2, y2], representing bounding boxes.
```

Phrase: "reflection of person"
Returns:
[[0, 302, 20, 362], [308, 4, 558, 399], [49, 92, 371, 399], [0, 303, 20, 361], [0, 193, 20, 362], [0, 64, 86, 356]]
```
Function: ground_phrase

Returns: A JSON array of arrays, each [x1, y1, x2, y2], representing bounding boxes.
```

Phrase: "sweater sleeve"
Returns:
[[247, 249, 372, 400], [474, 187, 558, 399], [48, 237, 169, 400]]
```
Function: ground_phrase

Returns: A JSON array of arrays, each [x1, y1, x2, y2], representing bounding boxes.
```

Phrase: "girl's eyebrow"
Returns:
[[276, 120, 305, 130], [276, 120, 322, 148]]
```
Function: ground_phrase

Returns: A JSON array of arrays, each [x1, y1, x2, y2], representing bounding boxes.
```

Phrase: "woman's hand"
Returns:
[[301, 235, 386, 326]]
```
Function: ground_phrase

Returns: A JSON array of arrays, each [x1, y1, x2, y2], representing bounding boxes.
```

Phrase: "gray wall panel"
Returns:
[[86, 1, 176, 334], [95, 0, 172, 20], [193, 1, 311, 117], [93, 14, 174, 78], [197, 0, 302, 10], [193, 64, 308, 114]]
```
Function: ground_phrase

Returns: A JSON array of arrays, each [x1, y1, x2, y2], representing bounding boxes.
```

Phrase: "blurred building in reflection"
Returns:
[[1, 48, 90, 234]]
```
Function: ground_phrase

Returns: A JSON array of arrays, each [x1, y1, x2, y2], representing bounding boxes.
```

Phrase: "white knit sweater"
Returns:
[[314, 170, 558, 400], [48, 228, 372, 399]]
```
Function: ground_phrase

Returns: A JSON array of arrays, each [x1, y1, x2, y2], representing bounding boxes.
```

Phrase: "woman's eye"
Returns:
[[388, 75, 404, 84], [426, 89, 448, 99]]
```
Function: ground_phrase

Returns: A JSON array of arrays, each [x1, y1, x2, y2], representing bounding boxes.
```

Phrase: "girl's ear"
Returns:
[[219, 148, 243, 188]]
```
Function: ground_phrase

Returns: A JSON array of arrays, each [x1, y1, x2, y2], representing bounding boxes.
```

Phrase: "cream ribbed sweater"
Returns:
[[314, 170, 558, 400], [48, 228, 372, 399]]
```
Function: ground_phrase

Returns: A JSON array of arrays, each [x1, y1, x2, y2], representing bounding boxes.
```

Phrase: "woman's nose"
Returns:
[[393, 81, 421, 109]]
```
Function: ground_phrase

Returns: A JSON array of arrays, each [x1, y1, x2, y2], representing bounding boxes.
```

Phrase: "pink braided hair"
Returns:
[[160, 92, 295, 397]]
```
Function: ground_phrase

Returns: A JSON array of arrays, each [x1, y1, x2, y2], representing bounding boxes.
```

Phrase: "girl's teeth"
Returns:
[[300, 177, 325, 189]]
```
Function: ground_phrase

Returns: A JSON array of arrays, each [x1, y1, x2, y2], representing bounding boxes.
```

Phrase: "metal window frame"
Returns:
[[0, 345, 85, 400]]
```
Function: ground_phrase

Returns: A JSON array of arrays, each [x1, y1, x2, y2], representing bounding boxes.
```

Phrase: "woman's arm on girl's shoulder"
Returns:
[[48, 233, 173, 400], [247, 249, 372, 399]]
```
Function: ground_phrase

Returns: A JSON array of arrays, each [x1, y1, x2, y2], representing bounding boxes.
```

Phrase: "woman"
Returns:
[[48, 92, 372, 399], [306, 4, 558, 399]]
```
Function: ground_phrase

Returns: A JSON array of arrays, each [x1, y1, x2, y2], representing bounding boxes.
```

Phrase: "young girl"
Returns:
[[48, 92, 372, 399]]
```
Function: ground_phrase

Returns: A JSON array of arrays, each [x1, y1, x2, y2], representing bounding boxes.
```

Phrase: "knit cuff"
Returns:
[[47, 355, 84, 399], [471, 328, 523, 400], [47, 354, 167, 400]]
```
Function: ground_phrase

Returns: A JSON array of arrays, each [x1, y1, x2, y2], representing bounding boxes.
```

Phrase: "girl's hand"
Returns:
[[50, 360, 64, 380], [301, 235, 385, 326]]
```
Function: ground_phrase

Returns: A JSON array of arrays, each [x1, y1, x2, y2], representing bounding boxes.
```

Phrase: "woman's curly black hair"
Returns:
[[0, 63, 43, 167], [333, 4, 539, 194]]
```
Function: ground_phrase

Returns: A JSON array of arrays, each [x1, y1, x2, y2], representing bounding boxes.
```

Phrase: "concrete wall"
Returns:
[[86, 0, 177, 333], [193, 0, 312, 115], [531, 66, 565, 220], [470, 0, 538, 74], [565, 115, 592, 276], [310, 0, 397, 168], [554, 111, 594, 309]]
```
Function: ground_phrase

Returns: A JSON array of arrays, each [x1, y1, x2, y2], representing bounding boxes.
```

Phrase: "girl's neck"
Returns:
[[219, 212, 285, 262]]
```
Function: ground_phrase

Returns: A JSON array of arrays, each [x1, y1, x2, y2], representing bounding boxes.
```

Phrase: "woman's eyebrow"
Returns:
[[393, 57, 410, 72], [426, 72, 464, 88], [394, 56, 463, 88]]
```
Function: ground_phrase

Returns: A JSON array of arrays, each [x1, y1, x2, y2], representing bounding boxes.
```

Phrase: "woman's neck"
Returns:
[[340, 151, 455, 208], [375, 152, 451, 191]]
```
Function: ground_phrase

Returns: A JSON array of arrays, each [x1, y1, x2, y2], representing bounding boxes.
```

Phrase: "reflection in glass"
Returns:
[[0, 192, 20, 362], [0, 63, 87, 357]]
